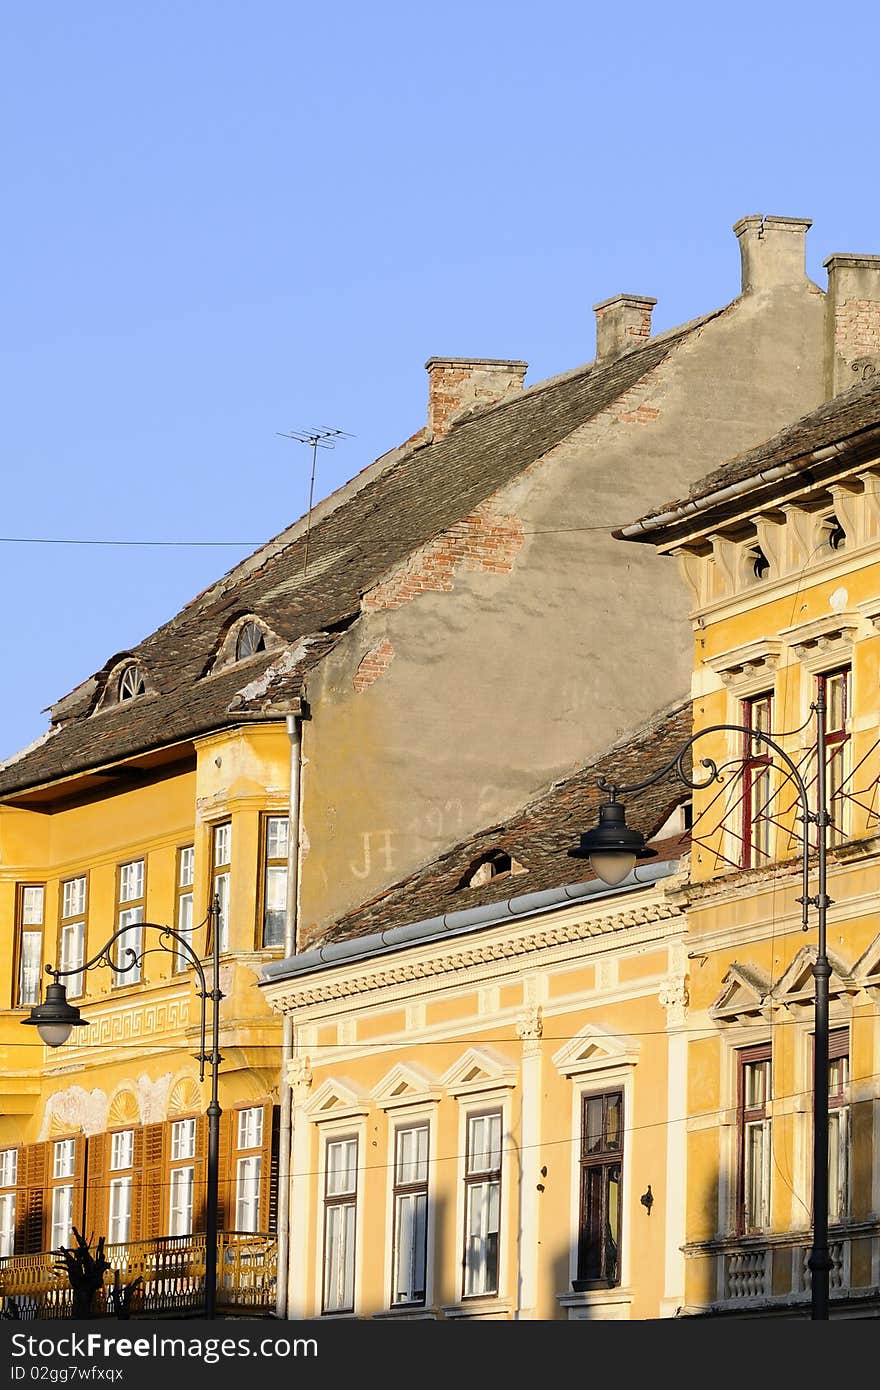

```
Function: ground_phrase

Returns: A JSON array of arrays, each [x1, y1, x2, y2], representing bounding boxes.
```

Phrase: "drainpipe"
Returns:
[[275, 712, 302, 1318]]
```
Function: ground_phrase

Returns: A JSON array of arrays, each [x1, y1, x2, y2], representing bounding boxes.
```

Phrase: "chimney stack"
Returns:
[[425, 357, 528, 439], [734, 214, 812, 293], [593, 294, 656, 361], [823, 254, 880, 397]]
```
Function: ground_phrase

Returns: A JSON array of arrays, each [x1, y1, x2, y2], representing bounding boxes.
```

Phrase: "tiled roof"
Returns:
[[317, 700, 693, 946], [0, 321, 709, 797], [621, 373, 880, 540]]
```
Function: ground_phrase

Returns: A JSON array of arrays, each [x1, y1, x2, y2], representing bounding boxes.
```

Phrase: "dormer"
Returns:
[[94, 654, 155, 712], [207, 613, 283, 676]]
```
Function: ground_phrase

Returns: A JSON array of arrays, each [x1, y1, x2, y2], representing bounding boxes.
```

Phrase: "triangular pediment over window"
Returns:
[[853, 930, 880, 993], [303, 1077, 369, 1122], [371, 1063, 441, 1110], [709, 962, 771, 1024], [772, 945, 856, 1008], [552, 1022, 640, 1079], [440, 1047, 517, 1098]]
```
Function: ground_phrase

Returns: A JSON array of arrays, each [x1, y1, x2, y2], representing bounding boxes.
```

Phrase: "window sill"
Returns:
[[557, 1287, 632, 1320], [440, 1298, 511, 1320], [373, 1305, 438, 1320]]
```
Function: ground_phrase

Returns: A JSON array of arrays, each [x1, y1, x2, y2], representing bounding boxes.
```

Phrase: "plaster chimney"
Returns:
[[593, 294, 656, 360], [823, 253, 880, 397], [734, 214, 812, 293], [425, 357, 528, 439]]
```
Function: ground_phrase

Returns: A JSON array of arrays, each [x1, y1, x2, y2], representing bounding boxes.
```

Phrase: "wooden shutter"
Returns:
[[141, 1123, 167, 1240], [73, 1135, 87, 1239], [21, 1143, 48, 1254], [129, 1127, 145, 1241], [194, 1115, 208, 1233], [261, 1104, 281, 1235], [215, 1110, 233, 1232], [85, 1134, 107, 1244]]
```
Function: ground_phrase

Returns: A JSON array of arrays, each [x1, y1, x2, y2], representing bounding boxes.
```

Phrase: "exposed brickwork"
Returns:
[[833, 298, 880, 365], [353, 639, 395, 692], [616, 404, 662, 425], [594, 295, 656, 359], [363, 504, 524, 612], [426, 359, 527, 439]]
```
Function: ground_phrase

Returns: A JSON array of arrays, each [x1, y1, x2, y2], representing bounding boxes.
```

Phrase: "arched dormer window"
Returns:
[[117, 663, 147, 701], [235, 620, 266, 661], [459, 849, 526, 890]]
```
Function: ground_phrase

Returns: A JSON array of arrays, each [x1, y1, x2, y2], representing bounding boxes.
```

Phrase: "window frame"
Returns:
[[736, 1043, 772, 1235], [234, 1106, 265, 1233], [574, 1088, 624, 1289], [58, 874, 88, 999], [819, 1027, 850, 1227], [113, 858, 146, 987], [14, 883, 45, 1009], [390, 1121, 430, 1307], [321, 1133, 359, 1315], [0, 1149, 17, 1259], [461, 1108, 503, 1300], [740, 692, 774, 868], [211, 822, 232, 954], [258, 813, 289, 949], [168, 1117, 198, 1238], [817, 667, 851, 846], [174, 845, 195, 973]]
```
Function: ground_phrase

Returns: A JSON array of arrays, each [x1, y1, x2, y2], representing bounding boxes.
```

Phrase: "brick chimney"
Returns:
[[823, 253, 880, 397], [425, 357, 528, 439], [593, 294, 656, 361], [734, 214, 812, 293]]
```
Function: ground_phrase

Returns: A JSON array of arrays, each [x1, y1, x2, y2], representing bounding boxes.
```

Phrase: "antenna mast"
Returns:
[[276, 426, 353, 575]]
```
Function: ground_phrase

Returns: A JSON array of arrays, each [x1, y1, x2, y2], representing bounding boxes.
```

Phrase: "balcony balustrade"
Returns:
[[0, 1232, 276, 1320]]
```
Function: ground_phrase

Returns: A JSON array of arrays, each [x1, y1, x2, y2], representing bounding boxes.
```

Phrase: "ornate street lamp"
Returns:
[[572, 694, 833, 1320], [23, 899, 224, 1320]]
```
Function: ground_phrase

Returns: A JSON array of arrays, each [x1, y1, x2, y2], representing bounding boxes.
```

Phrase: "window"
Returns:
[[391, 1123, 429, 1306], [741, 693, 773, 868], [59, 876, 87, 998], [211, 823, 231, 952], [747, 545, 770, 582], [114, 859, 145, 986], [235, 621, 266, 661], [322, 1136, 358, 1314], [575, 1090, 622, 1287], [737, 1046, 771, 1234], [51, 1138, 77, 1251], [461, 850, 526, 889], [235, 1107, 264, 1233], [463, 1110, 501, 1298], [261, 815, 288, 948], [15, 884, 45, 1007], [0, 1150, 16, 1258], [826, 1030, 850, 1225], [118, 664, 146, 700], [175, 846, 195, 973], [822, 514, 846, 551], [169, 1119, 197, 1238], [819, 669, 850, 845], [106, 1130, 135, 1246]]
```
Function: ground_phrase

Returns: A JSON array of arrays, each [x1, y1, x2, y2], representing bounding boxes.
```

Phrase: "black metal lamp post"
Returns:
[[572, 694, 833, 1320], [23, 898, 224, 1320]]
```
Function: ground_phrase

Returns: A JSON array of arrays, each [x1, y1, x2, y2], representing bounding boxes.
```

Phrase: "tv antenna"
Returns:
[[276, 426, 353, 575]]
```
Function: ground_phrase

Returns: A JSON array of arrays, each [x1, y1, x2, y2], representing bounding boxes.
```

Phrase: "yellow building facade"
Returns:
[[624, 376, 880, 1315], [0, 722, 292, 1315]]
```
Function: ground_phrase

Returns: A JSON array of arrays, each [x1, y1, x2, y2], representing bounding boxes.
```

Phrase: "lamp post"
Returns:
[[572, 694, 833, 1320], [23, 898, 224, 1321]]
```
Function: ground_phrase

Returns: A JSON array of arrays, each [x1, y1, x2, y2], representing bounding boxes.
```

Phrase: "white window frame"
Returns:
[[171, 1118, 196, 1162], [235, 1154, 262, 1233], [114, 859, 145, 986], [390, 1120, 430, 1307], [51, 1184, 74, 1251], [168, 1166, 194, 1238], [175, 846, 195, 973], [110, 1130, 134, 1172], [53, 1138, 76, 1180], [0, 1191, 15, 1258], [59, 877, 87, 999], [237, 1107, 263, 1151], [212, 823, 232, 953], [321, 1134, 359, 1315], [0, 1149, 18, 1188], [262, 815, 289, 948], [17, 885, 45, 1008], [108, 1176, 133, 1245]]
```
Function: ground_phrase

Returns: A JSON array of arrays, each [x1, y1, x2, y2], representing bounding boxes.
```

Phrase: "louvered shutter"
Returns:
[[85, 1134, 107, 1245], [23, 1143, 48, 1254], [193, 1115, 208, 1232], [141, 1123, 167, 1240], [129, 1127, 145, 1240], [215, 1110, 233, 1232], [73, 1135, 87, 1240], [261, 1104, 281, 1235]]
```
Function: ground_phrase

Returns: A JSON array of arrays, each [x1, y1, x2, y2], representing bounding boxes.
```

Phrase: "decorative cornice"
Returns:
[[267, 902, 682, 1011], [705, 639, 784, 688]]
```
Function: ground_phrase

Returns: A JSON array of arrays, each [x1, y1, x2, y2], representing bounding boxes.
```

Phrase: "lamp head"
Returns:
[[21, 981, 88, 1048], [569, 799, 655, 886]]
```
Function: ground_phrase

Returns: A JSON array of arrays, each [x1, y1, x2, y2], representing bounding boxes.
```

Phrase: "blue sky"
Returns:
[[2, 1, 879, 761]]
